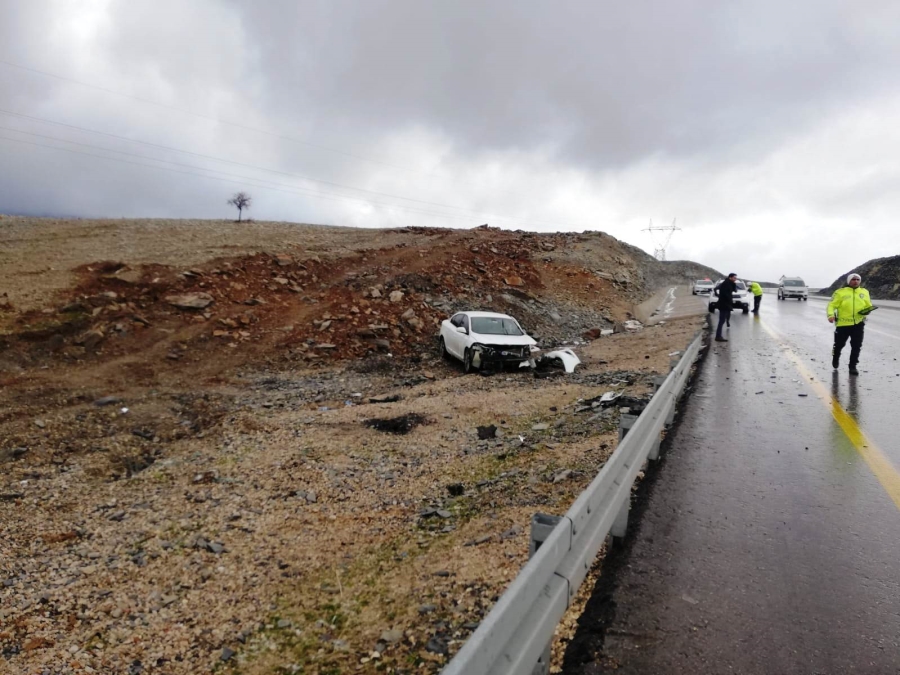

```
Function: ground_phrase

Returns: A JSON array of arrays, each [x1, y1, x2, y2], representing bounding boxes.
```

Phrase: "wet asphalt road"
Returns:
[[567, 291, 900, 675]]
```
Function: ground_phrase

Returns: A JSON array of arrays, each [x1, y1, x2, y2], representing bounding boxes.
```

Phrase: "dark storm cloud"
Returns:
[[3, 0, 900, 285], [225, 0, 900, 167]]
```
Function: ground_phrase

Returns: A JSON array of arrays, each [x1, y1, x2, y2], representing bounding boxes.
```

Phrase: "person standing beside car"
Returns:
[[827, 273, 873, 376], [748, 281, 763, 314], [714, 273, 738, 342]]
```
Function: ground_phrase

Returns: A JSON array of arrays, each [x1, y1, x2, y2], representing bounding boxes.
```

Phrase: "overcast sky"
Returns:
[[2, 0, 899, 286]]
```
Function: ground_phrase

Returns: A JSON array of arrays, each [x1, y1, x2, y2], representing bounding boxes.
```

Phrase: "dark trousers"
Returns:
[[715, 308, 732, 339], [833, 323, 865, 366], [753, 295, 762, 313]]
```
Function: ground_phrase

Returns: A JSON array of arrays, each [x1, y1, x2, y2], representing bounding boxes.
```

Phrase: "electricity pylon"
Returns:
[[643, 218, 681, 261]]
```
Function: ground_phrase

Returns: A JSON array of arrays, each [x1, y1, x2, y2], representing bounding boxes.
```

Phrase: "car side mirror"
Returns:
[[456, 326, 467, 334]]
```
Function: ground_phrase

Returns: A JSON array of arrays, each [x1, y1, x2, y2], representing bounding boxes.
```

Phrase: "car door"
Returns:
[[459, 315, 473, 357], [446, 314, 466, 358]]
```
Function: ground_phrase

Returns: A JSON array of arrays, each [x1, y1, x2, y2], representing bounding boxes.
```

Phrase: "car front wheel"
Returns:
[[708, 304, 716, 313], [439, 337, 450, 360], [463, 348, 475, 373]]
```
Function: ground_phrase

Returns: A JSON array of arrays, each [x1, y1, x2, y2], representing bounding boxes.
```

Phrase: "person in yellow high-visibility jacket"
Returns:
[[827, 273, 873, 375], [747, 281, 764, 314]]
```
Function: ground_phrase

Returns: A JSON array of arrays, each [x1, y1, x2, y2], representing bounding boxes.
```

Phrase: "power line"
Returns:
[[0, 124, 575, 227], [0, 58, 540, 201], [0, 131, 534, 225], [0, 58, 423, 172], [0, 108, 578, 229]]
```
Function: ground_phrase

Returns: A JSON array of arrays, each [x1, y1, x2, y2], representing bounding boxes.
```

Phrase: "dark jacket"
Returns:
[[716, 279, 737, 311]]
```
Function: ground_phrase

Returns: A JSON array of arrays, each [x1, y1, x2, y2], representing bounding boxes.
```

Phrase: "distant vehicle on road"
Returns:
[[692, 279, 715, 295], [710, 279, 751, 314], [778, 276, 809, 301], [439, 311, 537, 373]]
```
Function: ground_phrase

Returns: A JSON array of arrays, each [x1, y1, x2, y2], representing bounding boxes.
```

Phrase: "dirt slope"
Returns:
[[0, 217, 705, 675]]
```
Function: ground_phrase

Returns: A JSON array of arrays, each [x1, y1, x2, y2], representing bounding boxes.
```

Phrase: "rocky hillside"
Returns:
[[818, 255, 900, 298], [0, 220, 712, 378], [657, 259, 724, 286]]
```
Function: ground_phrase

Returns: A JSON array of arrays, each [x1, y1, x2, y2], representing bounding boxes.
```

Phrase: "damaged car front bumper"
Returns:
[[470, 343, 535, 369]]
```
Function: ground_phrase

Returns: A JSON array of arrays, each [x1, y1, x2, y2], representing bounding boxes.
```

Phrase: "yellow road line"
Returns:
[[759, 320, 900, 510]]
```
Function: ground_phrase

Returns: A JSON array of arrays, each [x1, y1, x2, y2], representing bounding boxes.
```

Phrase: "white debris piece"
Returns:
[[542, 349, 581, 373], [600, 391, 621, 405], [623, 320, 644, 331]]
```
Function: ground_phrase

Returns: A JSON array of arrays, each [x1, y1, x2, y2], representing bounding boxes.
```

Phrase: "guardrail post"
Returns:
[[652, 375, 666, 392], [618, 412, 638, 443], [611, 495, 630, 540], [529, 512, 563, 557], [528, 514, 562, 675], [665, 390, 677, 427], [648, 428, 662, 461]]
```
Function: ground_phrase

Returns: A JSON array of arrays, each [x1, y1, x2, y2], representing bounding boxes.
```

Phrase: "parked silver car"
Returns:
[[778, 276, 808, 301]]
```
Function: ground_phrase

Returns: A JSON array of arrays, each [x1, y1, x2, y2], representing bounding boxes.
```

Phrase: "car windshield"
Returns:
[[695, 280, 713, 287], [734, 281, 746, 290], [471, 317, 525, 336], [783, 280, 805, 287]]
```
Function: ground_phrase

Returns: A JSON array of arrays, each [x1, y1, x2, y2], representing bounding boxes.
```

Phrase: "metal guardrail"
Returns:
[[442, 331, 704, 675]]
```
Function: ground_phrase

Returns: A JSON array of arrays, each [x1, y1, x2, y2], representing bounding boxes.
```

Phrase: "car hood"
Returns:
[[472, 334, 537, 347]]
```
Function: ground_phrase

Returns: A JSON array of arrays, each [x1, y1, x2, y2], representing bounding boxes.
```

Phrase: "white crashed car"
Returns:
[[439, 311, 537, 373]]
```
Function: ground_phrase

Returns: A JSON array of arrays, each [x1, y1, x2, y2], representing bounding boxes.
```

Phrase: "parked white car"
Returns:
[[710, 279, 751, 314], [439, 311, 537, 373], [692, 279, 715, 295]]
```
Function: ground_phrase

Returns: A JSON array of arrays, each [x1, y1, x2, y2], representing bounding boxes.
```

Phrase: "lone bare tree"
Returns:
[[227, 192, 252, 222]]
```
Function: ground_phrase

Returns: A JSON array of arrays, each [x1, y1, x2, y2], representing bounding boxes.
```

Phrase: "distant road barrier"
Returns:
[[441, 331, 705, 675]]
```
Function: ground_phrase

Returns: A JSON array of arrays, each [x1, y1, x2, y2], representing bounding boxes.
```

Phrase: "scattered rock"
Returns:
[[477, 425, 498, 440], [425, 637, 449, 655], [369, 394, 401, 404], [552, 469, 573, 483], [381, 629, 403, 644], [500, 524, 523, 540], [446, 483, 464, 497], [81, 329, 106, 350], [165, 292, 215, 310], [464, 534, 493, 547], [364, 414, 429, 435]]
